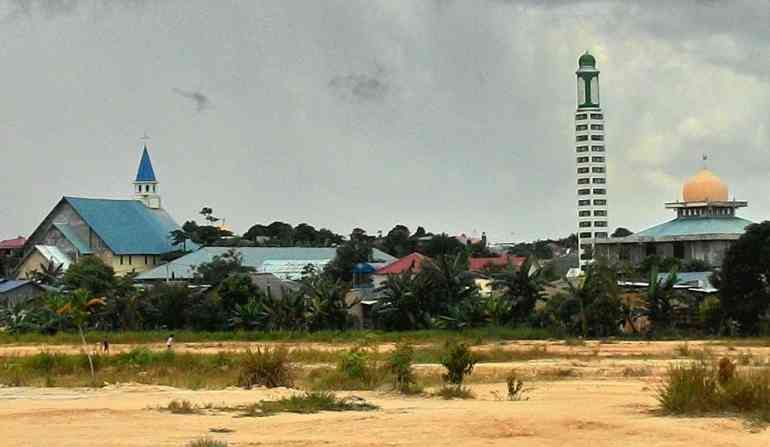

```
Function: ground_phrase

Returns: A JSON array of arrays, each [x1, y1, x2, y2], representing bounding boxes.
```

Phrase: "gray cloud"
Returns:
[[172, 88, 211, 112], [328, 71, 389, 103]]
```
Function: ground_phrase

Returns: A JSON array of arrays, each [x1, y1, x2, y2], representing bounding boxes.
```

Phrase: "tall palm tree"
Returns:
[[491, 257, 544, 324], [56, 289, 105, 381]]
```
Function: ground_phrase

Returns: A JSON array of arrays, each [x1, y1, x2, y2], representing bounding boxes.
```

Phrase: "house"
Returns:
[[135, 246, 396, 282], [0, 279, 45, 305], [16, 146, 189, 278], [0, 237, 26, 257], [371, 252, 430, 289], [16, 245, 72, 280], [469, 254, 526, 272]]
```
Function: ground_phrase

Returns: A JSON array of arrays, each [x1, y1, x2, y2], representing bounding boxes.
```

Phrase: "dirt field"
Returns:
[[2, 340, 770, 446]]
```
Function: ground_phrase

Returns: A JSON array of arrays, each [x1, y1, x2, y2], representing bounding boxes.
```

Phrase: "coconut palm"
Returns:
[[56, 289, 105, 380], [491, 258, 544, 324]]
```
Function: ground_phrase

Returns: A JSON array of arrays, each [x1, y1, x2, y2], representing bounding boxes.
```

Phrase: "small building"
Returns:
[[0, 279, 45, 306], [371, 252, 430, 289], [16, 146, 189, 278], [0, 237, 26, 257], [469, 254, 526, 272], [595, 167, 753, 268]]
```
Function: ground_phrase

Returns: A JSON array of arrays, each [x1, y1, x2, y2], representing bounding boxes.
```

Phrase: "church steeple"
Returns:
[[133, 145, 161, 209]]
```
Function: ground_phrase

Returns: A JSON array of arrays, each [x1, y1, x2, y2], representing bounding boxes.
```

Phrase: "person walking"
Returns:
[[166, 334, 175, 350]]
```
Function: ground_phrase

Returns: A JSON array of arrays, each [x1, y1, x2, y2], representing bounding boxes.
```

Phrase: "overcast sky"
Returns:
[[1, 0, 769, 243]]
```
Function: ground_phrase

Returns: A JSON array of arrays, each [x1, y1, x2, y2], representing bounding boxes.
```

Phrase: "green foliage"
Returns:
[[646, 266, 678, 329], [611, 227, 633, 238], [491, 257, 544, 324], [243, 391, 378, 416], [302, 275, 353, 331], [506, 370, 527, 401], [62, 257, 116, 295], [193, 249, 254, 286], [216, 273, 259, 312], [561, 263, 623, 337], [386, 343, 418, 393], [324, 238, 373, 282], [435, 385, 475, 399], [164, 399, 201, 414], [373, 271, 433, 331], [698, 296, 723, 335], [187, 438, 228, 447], [440, 341, 477, 385], [238, 346, 294, 389]]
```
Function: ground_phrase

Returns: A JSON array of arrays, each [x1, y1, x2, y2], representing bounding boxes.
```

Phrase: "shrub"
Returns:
[[187, 438, 228, 447], [435, 385, 474, 399], [164, 399, 200, 414], [440, 341, 477, 385], [385, 343, 418, 393], [238, 346, 294, 389], [718, 357, 735, 385], [506, 370, 527, 401], [240, 391, 378, 417], [338, 348, 370, 383]]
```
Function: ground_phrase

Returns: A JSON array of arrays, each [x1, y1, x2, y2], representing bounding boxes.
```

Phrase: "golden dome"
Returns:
[[682, 169, 728, 202]]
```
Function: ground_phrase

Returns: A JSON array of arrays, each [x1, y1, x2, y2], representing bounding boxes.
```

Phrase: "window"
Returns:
[[591, 135, 604, 141], [577, 156, 589, 163], [576, 113, 587, 120], [591, 146, 604, 152], [580, 244, 592, 250], [594, 232, 608, 239], [578, 199, 591, 206], [579, 210, 591, 217], [578, 167, 589, 174], [576, 124, 588, 131], [645, 244, 656, 257], [579, 232, 592, 238], [144, 255, 149, 265], [120, 256, 124, 265], [128, 256, 132, 266], [590, 124, 603, 130], [594, 210, 607, 217], [594, 221, 608, 227], [593, 188, 606, 194], [577, 135, 588, 142], [578, 188, 591, 195], [592, 156, 605, 163], [674, 242, 685, 259], [579, 221, 592, 228], [592, 178, 606, 184], [592, 167, 605, 173], [580, 253, 593, 260], [578, 178, 590, 185], [576, 146, 589, 152], [590, 113, 603, 119], [594, 199, 607, 205]]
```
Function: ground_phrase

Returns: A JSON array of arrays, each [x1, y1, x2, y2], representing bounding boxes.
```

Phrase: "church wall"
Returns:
[[112, 254, 160, 276], [16, 250, 49, 280]]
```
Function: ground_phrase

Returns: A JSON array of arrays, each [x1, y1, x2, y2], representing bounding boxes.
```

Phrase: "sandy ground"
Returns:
[[3, 340, 770, 446]]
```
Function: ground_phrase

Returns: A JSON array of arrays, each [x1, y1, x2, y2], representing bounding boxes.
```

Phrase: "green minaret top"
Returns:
[[578, 51, 596, 69]]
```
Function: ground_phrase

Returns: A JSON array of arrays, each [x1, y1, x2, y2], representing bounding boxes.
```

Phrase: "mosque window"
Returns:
[[591, 146, 604, 152], [592, 178, 606, 184], [578, 199, 591, 206], [594, 232, 608, 239], [577, 146, 589, 152], [591, 124, 603, 130], [578, 188, 591, 195], [579, 210, 591, 217], [594, 199, 607, 205], [578, 167, 590, 174], [579, 221, 592, 228], [592, 167, 605, 173], [592, 156, 605, 162], [576, 124, 588, 131], [594, 221, 608, 227], [579, 232, 592, 238], [577, 135, 588, 142], [578, 178, 590, 185], [576, 113, 588, 120], [593, 188, 606, 195], [594, 210, 607, 216], [577, 156, 589, 163], [590, 113, 603, 119], [591, 135, 604, 141]]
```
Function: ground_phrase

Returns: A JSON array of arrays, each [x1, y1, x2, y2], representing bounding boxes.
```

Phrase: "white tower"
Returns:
[[133, 146, 162, 209], [575, 51, 608, 268]]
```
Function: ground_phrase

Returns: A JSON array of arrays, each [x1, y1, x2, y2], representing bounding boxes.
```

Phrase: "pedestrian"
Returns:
[[166, 334, 174, 350], [102, 338, 110, 353]]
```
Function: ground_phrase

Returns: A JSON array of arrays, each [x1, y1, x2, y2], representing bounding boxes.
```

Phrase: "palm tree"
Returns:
[[56, 289, 105, 381], [302, 275, 353, 331], [645, 265, 678, 330], [491, 257, 544, 324], [28, 259, 64, 286]]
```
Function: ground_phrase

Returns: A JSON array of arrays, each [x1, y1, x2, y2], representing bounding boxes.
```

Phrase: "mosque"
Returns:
[[594, 164, 754, 268]]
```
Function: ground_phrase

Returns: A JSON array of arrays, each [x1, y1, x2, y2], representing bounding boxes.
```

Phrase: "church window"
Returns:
[[578, 178, 590, 185], [591, 146, 604, 152], [576, 124, 588, 131], [576, 113, 588, 120], [592, 178, 605, 184], [577, 146, 589, 152], [593, 188, 606, 195], [590, 124, 603, 130], [578, 188, 591, 195], [590, 113, 603, 119], [577, 135, 588, 142], [590, 135, 604, 141], [578, 167, 589, 174]]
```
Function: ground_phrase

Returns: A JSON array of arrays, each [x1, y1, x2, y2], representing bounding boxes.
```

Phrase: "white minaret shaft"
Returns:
[[575, 51, 609, 269]]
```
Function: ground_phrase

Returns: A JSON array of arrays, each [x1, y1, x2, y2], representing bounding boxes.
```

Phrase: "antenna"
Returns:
[[140, 131, 151, 147]]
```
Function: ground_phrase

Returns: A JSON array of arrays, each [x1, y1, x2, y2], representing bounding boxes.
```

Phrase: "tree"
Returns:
[[611, 227, 633, 238], [216, 273, 259, 312], [324, 239, 372, 282], [63, 256, 116, 295], [243, 223, 270, 242], [645, 265, 678, 330], [294, 223, 318, 245], [491, 258, 544, 324], [28, 259, 64, 286], [373, 271, 433, 330], [715, 221, 770, 335], [180, 220, 231, 246], [194, 248, 253, 285], [421, 233, 465, 259], [56, 289, 105, 381], [382, 225, 412, 258], [562, 263, 623, 337], [302, 275, 353, 331]]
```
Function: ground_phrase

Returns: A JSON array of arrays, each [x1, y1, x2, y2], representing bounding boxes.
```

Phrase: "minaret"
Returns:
[[575, 51, 608, 269], [133, 146, 161, 209]]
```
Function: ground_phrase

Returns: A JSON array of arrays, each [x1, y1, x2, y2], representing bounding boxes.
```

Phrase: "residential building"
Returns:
[[0, 279, 45, 305]]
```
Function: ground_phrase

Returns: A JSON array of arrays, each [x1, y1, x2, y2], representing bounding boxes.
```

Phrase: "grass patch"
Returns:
[[163, 399, 202, 414], [239, 391, 378, 417], [238, 346, 294, 389], [187, 438, 228, 447], [434, 385, 475, 400]]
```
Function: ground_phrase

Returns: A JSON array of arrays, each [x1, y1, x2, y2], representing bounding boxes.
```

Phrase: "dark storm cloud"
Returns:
[[172, 88, 211, 112]]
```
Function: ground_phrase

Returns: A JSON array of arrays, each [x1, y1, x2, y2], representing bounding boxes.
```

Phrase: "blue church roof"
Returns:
[[634, 216, 753, 239], [135, 147, 157, 182], [63, 197, 186, 255]]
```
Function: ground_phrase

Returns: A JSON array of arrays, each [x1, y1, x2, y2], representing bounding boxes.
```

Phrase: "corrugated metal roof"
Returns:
[[634, 216, 753, 239], [136, 246, 396, 280], [52, 223, 93, 254], [135, 147, 157, 182], [0, 237, 26, 250], [375, 253, 429, 274], [64, 197, 184, 255], [0, 279, 38, 294], [34, 245, 73, 270]]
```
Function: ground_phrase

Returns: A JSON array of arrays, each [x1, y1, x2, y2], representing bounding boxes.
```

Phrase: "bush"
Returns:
[[238, 346, 294, 389], [435, 385, 474, 400], [165, 399, 200, 414], [385, 343, 418, 393], [241, 391, 378, 416], [187, 438, 228, 447], [440, 341, 477, 385], [506, 370, 527, 401]]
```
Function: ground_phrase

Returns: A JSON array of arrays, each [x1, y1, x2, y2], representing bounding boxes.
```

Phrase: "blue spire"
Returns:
[[135, 146, 157, 182]]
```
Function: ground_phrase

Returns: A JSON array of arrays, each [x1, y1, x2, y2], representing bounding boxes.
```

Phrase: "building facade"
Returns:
[[575, 51, 609, 269], [595, 167, 753, 268]]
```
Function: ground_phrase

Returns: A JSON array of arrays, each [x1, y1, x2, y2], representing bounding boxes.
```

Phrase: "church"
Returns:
[[594, 165, 753, 268], [16, 147, 188, 278]]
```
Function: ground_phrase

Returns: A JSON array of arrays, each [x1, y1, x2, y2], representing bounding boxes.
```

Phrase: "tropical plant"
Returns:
[[55, 289, 105, 380], [28, 259, 64, 286], [259, 288, 307, 331], [563, 263, 623, 337], [386, 343, 418, 393], [373, 271, 433, 331], [491, 257, 544, 324], [440, 341, 477, 385], [645, 265, 678, 330], [238, 346, 294, 389], [228, 297, 265, 330], [302, 275, 353, 331]]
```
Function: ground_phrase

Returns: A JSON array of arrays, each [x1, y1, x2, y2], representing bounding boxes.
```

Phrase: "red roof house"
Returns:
[[0, 237, 26, 253], [469, 254, 526, 272], [375, 252, 430, 275]]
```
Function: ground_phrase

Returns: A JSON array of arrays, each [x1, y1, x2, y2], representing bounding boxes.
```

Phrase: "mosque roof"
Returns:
[[63, 197, 185, 255], [602, 216, 754, 244], [135, 147, 157, 182], [683, 169, 728, 202]]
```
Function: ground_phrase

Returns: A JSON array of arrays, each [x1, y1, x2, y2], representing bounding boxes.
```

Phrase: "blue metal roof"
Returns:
[[64, 197, 184, 255], [135, 147, 157, 182], [635, 216, 753, 239], [0, 279, 37, 294]]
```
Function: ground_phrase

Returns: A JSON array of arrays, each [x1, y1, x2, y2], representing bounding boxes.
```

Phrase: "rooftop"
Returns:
[[135, 146, 157, 182], [375, 253, 430, 275], [0, 237, 26, 250], [599, 216, 754, 244]]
